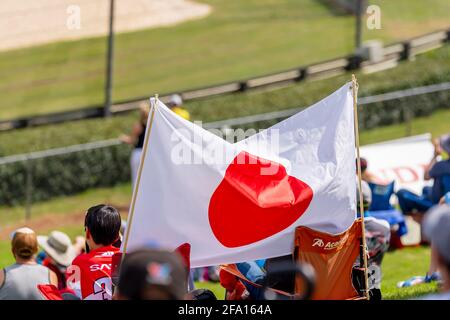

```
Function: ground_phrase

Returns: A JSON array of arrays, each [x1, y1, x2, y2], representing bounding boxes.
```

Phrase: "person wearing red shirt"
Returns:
[[66, 204, 122, 300]]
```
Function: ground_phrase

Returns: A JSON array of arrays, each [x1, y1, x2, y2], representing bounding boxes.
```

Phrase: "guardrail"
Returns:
[[2, 81, 450, 165], [1, 82, 449, 219], [1, 28, 449, 132], [203, 82, 450, 129]]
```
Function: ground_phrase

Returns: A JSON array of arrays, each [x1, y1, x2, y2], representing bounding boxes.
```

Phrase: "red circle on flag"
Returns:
[[208, 151, 313, 248]]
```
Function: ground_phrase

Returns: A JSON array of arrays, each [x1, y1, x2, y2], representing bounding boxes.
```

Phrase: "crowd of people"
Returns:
[[0, 131, 449, 300]]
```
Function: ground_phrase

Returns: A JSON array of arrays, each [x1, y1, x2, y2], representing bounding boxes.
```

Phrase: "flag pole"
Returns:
[[351, 74, 370, 300], [121, 94, 159, 260]]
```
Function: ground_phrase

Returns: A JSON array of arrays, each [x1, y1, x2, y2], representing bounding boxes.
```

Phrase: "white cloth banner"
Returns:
[[360, 134, 434, 195], [124, 83, 357, 267]]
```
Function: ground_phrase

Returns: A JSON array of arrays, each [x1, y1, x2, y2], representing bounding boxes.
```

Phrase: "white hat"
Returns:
[[168, 94, 183, 107], [38, 231, 77, 267]]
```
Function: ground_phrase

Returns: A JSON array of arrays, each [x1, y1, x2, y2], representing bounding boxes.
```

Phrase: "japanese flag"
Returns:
[[123, 83, 357, 267]]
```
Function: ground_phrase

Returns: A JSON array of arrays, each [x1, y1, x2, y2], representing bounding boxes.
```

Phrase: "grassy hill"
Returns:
[[0, 0, 449, 120], [1, 44, 448, 157]]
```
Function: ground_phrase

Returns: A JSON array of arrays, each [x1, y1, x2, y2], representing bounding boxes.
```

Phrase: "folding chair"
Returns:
[[294, 219, 366, 300], [220, 219, 367, 300]]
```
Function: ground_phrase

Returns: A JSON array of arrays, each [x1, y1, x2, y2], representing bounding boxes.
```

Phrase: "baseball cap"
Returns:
[[11, 227, 38, 259], [440, 134, 450, 154], [423, 204, 450, 265], [117, 248, 187, 300]]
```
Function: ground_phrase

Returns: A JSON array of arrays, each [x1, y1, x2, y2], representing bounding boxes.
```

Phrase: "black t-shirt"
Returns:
[[135, 124, 146, 149]]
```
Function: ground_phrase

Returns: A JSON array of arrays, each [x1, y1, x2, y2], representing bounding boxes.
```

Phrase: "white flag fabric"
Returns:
[[124, 83, 357, 267]]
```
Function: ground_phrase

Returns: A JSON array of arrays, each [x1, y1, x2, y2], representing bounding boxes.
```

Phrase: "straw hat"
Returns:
[[37, 231, 77, 267]]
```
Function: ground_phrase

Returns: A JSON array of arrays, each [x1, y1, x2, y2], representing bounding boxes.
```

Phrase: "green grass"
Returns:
[[0, 0, 449, 120], [359, 109, 450, 145], [0, 183, 132, 226], [194, 281, 226, 300], [1, 44, 449, 157], [382, 246, 438, 299]]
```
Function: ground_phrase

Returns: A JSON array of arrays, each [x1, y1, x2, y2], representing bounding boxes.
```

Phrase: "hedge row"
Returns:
[[1, 45, 449, 157], [0, 144, 131, 206], [358, 89, 450, 130], [1, 89, 449, 206], [231, 88, 450, 132]]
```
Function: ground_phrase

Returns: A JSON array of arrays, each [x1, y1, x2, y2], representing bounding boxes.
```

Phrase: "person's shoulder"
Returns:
[[71, 252, 90, 266], [35, 263, 52, 271], [173, 107, 190, 120], [436, 159, 450, 168], [430, 160, 450, 174]]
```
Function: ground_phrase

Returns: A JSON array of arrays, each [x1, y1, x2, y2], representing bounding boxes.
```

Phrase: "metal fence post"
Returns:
[[402, 104, 413, 137], [104, 0, 115, 117], [355, 0, 364, 51], [401, 41, 412, 61], [25, 157, 33, 221]]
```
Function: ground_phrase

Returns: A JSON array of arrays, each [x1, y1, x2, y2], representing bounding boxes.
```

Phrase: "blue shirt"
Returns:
[[429, 159, 450, 203]]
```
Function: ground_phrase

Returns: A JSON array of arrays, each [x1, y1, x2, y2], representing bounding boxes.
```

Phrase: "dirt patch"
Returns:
[[0, 0, 212, 52], [0, 204, 129, 240]]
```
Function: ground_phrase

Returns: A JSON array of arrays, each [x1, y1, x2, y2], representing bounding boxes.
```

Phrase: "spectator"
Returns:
[[420, 204, 450, 300], [113, 248, 187, 300], [357, 157, 390, 185], [37, 231, 82, 290], [119, 102, 150, 187], [423, 193, 450, 284], [397, 134, 450, 216], [399, 192, 450, 288], [167, 94, 190, 120], [66, 204, 122, 300], [0, 228, 58, 300], [355, 180, 391, 300]]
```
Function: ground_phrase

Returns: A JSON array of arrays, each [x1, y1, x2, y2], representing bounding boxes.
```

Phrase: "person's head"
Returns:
[[11, 227, 38, 262], [358, 158, 368, 174], [84, 205, 121, 250], [167, 94, 183, 109], [423, 204, 450, 290], [139, 102, 150, 124], [114, 248, 187, 300], [37, 230, 77, 268]]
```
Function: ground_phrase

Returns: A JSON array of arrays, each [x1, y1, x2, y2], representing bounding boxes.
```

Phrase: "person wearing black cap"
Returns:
[[114, 248, 187, 300]]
